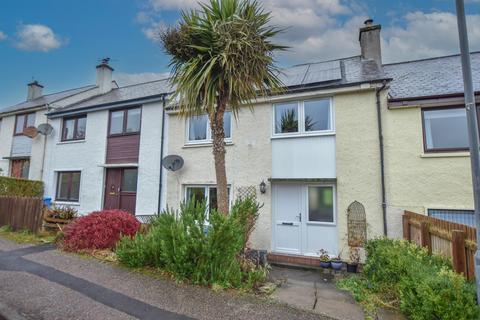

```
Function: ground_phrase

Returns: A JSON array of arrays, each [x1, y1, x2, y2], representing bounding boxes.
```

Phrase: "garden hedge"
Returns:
[[0, 176, 44, 198]]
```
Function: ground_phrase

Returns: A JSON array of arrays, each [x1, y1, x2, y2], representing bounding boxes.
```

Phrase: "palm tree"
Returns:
[[161, 0, 286, 214]]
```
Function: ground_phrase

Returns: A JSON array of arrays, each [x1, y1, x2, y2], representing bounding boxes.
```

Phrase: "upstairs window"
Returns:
[[274, 98, 333, 136], [109, 107, 141, 136], [187, 111, 231, 143], [423, 107, 469, 152], [62, 115, 87, 141], [14, 113, 35, 135]]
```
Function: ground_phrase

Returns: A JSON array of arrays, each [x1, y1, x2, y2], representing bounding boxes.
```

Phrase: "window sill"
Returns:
[[271, 131, 335, 140], [53, 201, 80, 206], [183, 141, 233, 148], [57, 140, 86, 145], [420, 152, 470, 158]]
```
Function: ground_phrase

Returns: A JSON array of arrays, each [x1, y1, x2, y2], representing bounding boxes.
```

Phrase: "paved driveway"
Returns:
[[0, 238, 331, 320]]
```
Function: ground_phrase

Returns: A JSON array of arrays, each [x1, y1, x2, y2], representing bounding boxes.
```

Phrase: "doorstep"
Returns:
[[268, 252, 322, 269]]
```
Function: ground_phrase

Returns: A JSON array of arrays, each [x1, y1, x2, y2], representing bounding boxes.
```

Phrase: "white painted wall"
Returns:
[[0, 116, 14, 175], [137, 101, 164, 215], [43, 111, 109, 213], [272, 135, 336, 178]]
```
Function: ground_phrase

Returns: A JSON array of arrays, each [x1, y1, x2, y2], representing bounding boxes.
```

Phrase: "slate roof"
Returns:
[[48, 78, 174, 117], [49, 55, 385, 117], [384, 51, 480, 100], [0, 85, 96, 116]]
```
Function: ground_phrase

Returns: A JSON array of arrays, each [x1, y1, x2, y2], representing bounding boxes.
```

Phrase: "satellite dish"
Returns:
[[37, 123, 53, 136], [23, 126, 38, 138], [162, 155, 184, 171]]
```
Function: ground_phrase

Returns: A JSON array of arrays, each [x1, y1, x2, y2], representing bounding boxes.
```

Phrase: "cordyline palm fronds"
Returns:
[[161, 0, 286, 214]]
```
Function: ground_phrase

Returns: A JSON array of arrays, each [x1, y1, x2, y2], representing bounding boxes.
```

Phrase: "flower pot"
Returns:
[[346, 263, 358, 273], [331, 260, 343, 270], [320, 261, 331, 268]]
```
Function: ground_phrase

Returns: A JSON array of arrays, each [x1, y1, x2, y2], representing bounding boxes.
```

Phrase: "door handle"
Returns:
[[297, 214, 302, 222], [282, 222, 294, 226]]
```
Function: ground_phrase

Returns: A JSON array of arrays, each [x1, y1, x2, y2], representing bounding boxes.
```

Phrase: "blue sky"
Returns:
[[0, 0, 479, 108]]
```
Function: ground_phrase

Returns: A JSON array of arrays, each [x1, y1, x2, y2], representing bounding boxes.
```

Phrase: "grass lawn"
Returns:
[[0, 225, 56, 244]]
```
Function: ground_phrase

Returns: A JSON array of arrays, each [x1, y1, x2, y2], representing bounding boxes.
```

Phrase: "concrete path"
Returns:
[[0, 238, 330, 320], [270, 267, 365, 320]]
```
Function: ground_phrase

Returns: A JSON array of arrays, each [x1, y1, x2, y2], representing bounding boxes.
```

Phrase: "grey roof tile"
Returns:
[[384, 52, 480, 99], [0, 85, 96, 115], [49, 78, 174, 115]]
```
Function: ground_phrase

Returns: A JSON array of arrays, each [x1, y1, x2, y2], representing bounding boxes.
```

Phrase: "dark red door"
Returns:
[[104, 168, 138, 214], [104, 169, 121, 210]]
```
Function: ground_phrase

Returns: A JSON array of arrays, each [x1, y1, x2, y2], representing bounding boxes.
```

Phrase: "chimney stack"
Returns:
[[359, 19, 382, 69], [96, 58, 114, 94], [27, 81, 43, 101]]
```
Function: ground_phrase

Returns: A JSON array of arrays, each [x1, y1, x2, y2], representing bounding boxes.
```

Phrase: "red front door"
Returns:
[[104, 168, 137, 214]]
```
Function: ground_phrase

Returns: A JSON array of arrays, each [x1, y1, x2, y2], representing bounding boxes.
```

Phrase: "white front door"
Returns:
[[273, 183, 338, 256]]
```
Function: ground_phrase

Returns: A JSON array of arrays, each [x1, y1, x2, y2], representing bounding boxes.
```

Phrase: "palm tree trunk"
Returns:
[[210, 98, 229, 215]]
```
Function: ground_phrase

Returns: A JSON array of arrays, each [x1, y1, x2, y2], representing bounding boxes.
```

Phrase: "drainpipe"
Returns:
[[157, 95, 167, 214], [376, 81, 388, 236]]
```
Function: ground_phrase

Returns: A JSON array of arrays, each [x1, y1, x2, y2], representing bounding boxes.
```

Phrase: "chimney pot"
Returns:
[[364, 18, 374, 26], [27, 80, 44, 101], [96, 58, 114, 94]]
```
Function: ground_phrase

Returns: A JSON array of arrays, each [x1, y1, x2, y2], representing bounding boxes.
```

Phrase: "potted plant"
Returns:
[[318, 249, 331, 268], [330, 255, 343, 270], [347, 247, 360, 273]]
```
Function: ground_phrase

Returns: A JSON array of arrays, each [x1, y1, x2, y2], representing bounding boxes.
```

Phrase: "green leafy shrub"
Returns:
[[116, 197, 266, 289], [0, 176, 44, 197], [342, 238, 480, 320], [50, 205, 78, 220]]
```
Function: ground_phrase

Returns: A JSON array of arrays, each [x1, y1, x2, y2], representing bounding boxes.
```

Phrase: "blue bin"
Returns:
[[43, 197, 52, 208]]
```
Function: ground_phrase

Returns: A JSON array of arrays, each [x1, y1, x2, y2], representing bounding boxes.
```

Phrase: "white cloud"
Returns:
[[0, 31, 7, 41], [382, 11, 480, 63], [114, 72, 171, 86], [14, 24, 66, 52], [138, 0, 480, 64]]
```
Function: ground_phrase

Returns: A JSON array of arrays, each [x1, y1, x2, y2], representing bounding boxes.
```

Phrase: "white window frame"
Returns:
[[184, 185, 232, 220], [185, 112, 233, 145], [272, 98, 334, 138], [305, 184, 336, 226]]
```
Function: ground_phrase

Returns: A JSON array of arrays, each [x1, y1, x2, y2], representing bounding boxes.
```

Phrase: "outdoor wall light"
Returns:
[[259, 180, 267, 194]]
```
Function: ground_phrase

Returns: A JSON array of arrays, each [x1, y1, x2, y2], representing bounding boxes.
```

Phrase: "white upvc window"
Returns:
[[184, 185, 231, 220], [272, 98, 334, 137], [186, 111, 232, 144]]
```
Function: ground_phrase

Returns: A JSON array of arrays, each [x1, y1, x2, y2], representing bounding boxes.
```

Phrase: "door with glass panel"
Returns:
[[104, 168, 138, 214], [273, 184, 337, 256]]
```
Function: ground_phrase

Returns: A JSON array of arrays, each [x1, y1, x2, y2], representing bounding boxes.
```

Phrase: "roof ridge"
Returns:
[[116, 77, 171, 89], [292, 55, 361, 67], [383, 51, 480, 67]]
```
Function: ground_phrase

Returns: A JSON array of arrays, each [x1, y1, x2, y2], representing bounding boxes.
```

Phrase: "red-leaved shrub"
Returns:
[[62, 209, 140, 251]]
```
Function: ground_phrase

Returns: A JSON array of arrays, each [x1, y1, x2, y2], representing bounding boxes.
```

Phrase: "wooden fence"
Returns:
[[403, 210, 477, 280], [0, 196, 44, 233]]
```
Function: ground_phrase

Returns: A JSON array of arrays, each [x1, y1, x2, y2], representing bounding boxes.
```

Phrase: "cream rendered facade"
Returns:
[[383, 104, 474, 239], [165, 84, 385, 258]]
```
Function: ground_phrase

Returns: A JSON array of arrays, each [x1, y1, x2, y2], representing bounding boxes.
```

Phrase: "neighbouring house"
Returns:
[[45, 63, 172, 219], [0, 80, 101, 181], [383, 52, 480, 236]]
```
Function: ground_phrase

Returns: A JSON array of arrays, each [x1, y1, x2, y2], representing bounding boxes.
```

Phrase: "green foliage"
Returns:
[[50, 205, 78, 220], [161, 0, 287, 117], [278, 109, 298, 133], [0, 176, 44, 197], [116, 197, 267, 289], [339, 238, 479, 320]]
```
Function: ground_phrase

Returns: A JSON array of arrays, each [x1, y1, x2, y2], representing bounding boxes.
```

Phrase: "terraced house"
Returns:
[[1, 20, 479, 263]]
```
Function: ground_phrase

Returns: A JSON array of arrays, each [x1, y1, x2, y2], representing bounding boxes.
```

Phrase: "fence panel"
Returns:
[[0, 196, 43, 233], [403, 211, 477, 280]]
